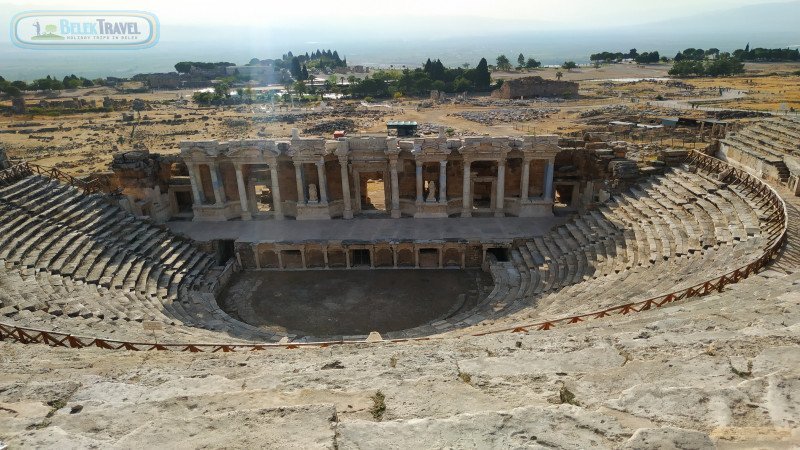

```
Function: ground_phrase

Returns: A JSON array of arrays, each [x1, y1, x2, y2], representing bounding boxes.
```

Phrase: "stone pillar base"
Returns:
[[414, 202, 448, 218], [518, 200, 555, 217], [296, 203, 332, 220], [343, 209, 354, 219], [391, 209, 401, 219]]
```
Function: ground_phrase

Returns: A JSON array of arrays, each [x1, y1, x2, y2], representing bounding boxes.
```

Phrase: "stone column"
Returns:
[[209, 162, 225, 206], [461, 160, 471, 217], [234, 163, 251, 220], [415, 161, 423, 204], [389, 159, 401, 218], [438, 160, 447, 204], [316, 158, 328, 205], [495, 160, 506, 217], [520, 158, 531, 202], [269, 164, 284, 220], [294, 162, 305, 205], [188, 163, 205, 205], [352, 169, 361, 212], [543, 158, 555, 201], [253, 244, 261, 269], [339, 157, 353, 219]]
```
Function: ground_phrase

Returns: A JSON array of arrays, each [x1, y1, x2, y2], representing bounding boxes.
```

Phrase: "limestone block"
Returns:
[[620, 427, 714, 450]]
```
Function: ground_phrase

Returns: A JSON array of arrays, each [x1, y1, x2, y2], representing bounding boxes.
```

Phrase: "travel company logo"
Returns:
[[11, 11, 159, 49]]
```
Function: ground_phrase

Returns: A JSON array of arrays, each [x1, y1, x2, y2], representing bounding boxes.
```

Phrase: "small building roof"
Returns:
[[387, 121, 418, 127]]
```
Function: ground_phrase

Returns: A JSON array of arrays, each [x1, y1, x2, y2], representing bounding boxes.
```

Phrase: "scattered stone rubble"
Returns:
[[452, 108, 558, 125], [303, 119, 357, 135]]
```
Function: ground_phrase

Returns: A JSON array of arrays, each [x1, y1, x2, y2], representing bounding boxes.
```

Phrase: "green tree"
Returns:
[[290, 57, 302, 79], [517, 53, 525, 69], [174, 62, 192, 73], [555, 71, 563, 81], [214, 82, 230, 97], [192, 91, 216, 105], [293, 80, 307, 95], [562, 61, 577, 71], [473, 58, 491, 90], [495, 55, 512, 71], [2, 85, 22, 97], [452, 76, 473, 92], [525, 58, 541, 69]]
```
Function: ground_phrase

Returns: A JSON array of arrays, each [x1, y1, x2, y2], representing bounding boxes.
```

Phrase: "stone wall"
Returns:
[[109, 149, 182, 222], [491, 76, 578, 99]]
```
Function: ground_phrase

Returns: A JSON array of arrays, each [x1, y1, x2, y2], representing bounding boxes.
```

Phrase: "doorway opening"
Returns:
[[359, 171, 388, 213], [351, 249, 371, 267], [486, 247, 510, 262]]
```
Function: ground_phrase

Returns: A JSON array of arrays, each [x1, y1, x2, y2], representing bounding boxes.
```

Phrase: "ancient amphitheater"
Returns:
[[1, 121, 799, 448]]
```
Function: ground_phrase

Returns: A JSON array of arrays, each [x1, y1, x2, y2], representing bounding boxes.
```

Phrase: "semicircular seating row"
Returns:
[[0, 163, 781, 344], [0, 176, 282, 344], [388, 165, 778, 339], [723, 116, 800, 182]]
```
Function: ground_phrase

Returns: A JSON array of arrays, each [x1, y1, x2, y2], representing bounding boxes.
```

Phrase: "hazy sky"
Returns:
[[0, 0, 792, 28]]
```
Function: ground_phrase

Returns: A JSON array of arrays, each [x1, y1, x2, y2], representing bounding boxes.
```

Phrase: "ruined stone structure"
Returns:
[[718, 116, 800, 196], [1, 77, 799, 447], [180, 131, 560, 222], [491, 76, 579, 99], [11, 96, 26, 114], [109, 149, 191, 222], [0, 151, 785, 341], [1, 134, 796, 447]]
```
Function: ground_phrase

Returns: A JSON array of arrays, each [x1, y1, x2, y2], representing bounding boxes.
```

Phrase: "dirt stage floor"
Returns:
[[218, 269, 491, 337]]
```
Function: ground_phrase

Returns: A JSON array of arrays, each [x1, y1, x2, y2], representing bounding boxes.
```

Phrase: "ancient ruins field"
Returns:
[[1, 62, 797, 176]]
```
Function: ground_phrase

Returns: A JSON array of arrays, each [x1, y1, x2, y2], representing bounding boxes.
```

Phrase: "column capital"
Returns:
[[439, 159, 448, 166]]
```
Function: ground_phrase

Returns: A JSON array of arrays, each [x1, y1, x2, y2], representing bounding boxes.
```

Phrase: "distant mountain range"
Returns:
[[1, 1, 798, 80], [636, 1, 800, 38]]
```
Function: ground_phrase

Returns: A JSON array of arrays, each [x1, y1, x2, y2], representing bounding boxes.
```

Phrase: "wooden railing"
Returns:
[[0, 151, 789, 352], [0, 161, 109, 195]]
